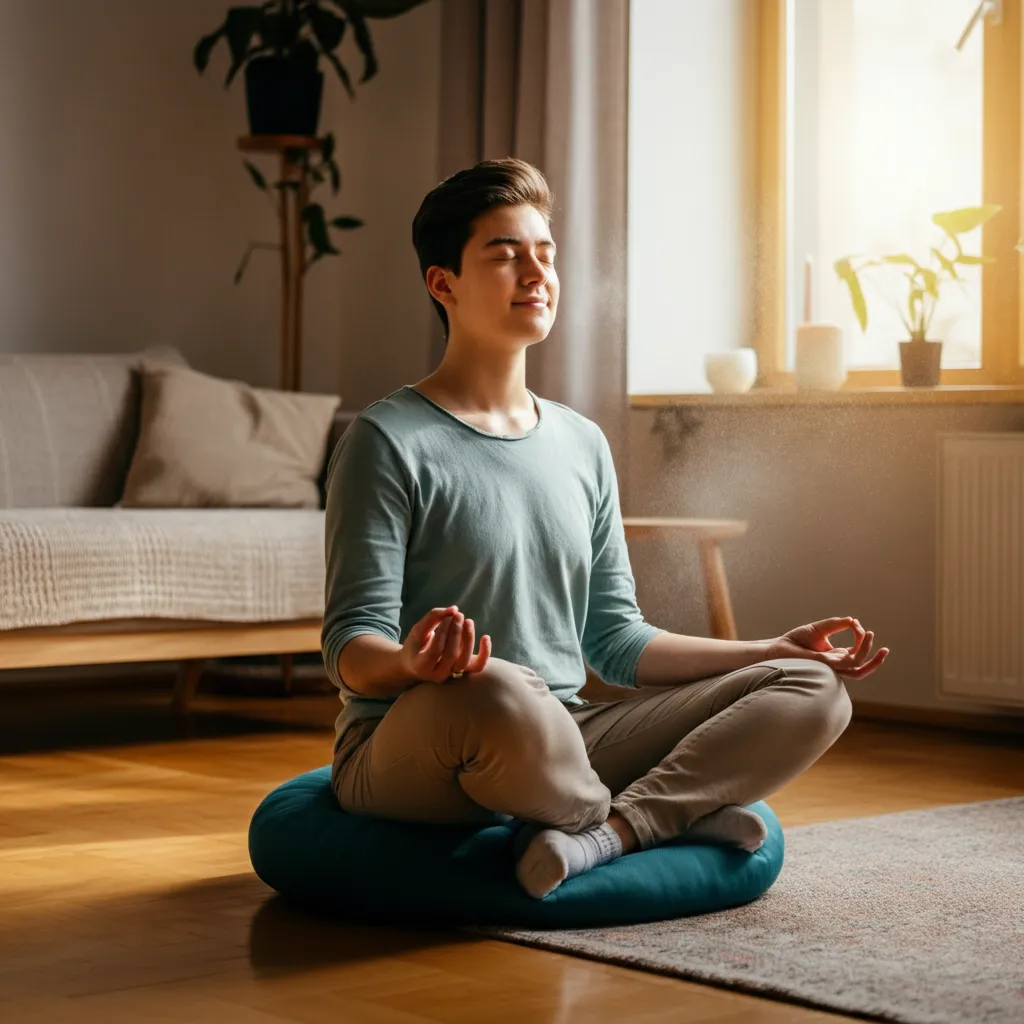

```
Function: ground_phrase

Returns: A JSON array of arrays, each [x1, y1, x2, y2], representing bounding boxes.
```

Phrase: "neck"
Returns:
[[427, 329, 532, 414]]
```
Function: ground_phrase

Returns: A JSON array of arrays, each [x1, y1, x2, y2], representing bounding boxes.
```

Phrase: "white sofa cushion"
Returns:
[[0, 508, 325, 630], [0, 348, 187, 509]]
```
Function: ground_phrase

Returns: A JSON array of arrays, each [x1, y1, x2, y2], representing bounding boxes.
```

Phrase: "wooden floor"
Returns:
[[1, 679, 1022, 1024]]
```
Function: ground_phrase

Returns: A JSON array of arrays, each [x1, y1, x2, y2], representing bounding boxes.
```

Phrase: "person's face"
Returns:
[[427, 203, 559, 347]]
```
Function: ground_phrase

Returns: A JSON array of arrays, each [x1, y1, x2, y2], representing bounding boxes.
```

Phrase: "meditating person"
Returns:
[[321, 158, 889, 900]]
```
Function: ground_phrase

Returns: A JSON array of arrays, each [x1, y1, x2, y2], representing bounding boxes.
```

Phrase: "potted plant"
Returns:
[[193, 0, 429, 137], [834, 204, 1001, 387]]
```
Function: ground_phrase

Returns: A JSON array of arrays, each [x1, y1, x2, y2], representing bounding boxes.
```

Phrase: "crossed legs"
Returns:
[[332, 655, 852, 896]]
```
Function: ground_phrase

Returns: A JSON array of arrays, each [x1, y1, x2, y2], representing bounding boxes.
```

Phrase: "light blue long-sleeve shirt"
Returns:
[[321, 384, 664, 740]]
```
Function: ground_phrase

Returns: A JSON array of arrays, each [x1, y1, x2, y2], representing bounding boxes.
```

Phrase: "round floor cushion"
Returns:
[[248, 767, 786, 928]]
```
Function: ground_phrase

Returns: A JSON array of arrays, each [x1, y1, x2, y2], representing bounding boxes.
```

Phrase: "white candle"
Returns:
[[795, 253, 844, 389], [795, 323, 846, 390]]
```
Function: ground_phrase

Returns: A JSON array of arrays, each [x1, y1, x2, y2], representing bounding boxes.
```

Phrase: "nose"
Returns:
[[520, 252, 549, 287]]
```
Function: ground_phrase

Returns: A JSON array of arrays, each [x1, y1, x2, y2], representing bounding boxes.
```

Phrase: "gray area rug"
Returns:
[[485, 798, 1024, 1023]]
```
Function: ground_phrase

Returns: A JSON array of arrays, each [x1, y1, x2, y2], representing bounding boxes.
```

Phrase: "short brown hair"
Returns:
[[411, 158, 553, 335]]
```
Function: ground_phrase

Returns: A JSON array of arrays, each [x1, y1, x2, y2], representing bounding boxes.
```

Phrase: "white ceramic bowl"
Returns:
[[704, 348, 758, 394]]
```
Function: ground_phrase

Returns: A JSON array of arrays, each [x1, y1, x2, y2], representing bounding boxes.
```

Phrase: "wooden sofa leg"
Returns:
[[173, 659, 205, 712]]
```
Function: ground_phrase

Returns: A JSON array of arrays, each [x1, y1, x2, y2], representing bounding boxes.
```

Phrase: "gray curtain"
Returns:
[[434, 0, 631, 473]]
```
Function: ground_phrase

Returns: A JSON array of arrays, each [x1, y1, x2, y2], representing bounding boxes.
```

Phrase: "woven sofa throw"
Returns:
[[120, 362, 340, 509]]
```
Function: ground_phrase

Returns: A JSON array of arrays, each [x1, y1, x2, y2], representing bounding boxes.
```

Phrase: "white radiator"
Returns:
[[938, 432, 1024, 705]]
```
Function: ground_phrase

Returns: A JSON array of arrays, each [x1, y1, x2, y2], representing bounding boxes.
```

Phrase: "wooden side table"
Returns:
[[622, 517, 748, 642], [582, 516, 748, 699]]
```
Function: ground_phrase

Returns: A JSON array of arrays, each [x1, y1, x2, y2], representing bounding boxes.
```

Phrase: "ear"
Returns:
[[425, 266, 455, 308]]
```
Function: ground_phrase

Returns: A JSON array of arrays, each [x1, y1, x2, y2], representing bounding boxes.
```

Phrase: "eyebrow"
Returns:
[[482, 236, 557, 251]]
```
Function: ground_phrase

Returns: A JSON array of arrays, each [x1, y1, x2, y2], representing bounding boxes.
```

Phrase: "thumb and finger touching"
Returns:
[[413, 606, 492, 677], [786, 617, 889, 677]]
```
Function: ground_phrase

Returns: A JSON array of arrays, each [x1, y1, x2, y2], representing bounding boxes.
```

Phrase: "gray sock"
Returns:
[[683, 804, 767, 852], [516, 823, 623, 899]]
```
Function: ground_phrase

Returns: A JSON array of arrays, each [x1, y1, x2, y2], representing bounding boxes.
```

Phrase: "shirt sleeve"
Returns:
[[321, 417, 411, 696], [581, 427, 664, 686]]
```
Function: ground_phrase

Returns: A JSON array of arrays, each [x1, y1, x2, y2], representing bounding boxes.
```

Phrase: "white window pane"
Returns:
[[787, 0, 984, 370]]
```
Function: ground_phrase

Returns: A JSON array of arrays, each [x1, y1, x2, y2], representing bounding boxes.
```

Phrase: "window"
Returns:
[[757, 0, 1024, 389]]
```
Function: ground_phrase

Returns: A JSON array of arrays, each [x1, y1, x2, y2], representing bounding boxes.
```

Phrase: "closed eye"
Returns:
[[492, 252, 555, 265]]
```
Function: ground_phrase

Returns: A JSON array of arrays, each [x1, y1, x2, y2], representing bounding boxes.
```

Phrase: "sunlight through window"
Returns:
[[787, 0, 984, 370]]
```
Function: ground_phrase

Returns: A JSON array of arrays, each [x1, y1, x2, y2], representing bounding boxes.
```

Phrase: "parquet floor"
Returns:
[[1, 678, 1021, 1023]]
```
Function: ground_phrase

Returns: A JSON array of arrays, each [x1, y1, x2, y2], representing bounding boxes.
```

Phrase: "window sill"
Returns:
[[629, 385, 1024, 408]]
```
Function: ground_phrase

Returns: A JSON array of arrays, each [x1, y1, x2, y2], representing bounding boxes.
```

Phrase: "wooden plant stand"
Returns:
[[237, 134, 322, 391]]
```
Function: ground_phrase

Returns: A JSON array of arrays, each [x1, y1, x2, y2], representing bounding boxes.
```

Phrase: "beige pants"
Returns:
[[331, 655, 852, 849]]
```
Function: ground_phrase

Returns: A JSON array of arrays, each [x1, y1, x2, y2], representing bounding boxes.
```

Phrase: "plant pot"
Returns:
[[245, 56, 323, 136], [898, 339, 943, 387]]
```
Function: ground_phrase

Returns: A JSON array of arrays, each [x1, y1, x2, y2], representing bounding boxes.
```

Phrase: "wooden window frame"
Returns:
[[753, 0, 1024, 392]]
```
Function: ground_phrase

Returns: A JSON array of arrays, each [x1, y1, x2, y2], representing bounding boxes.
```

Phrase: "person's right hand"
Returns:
[[401, 605, 493, 683]]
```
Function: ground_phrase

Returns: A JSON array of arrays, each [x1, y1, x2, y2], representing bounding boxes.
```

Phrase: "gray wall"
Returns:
[[625, 403, 1024, 714], [0, 0, 440, 402]]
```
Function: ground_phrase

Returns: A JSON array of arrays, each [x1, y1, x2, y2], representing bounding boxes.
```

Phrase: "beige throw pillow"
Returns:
[[120, 363, 341, 508]]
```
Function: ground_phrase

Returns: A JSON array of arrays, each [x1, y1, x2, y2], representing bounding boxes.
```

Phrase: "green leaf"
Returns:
[[227, 46, 268, 86], [321, 133, 336, 163], [272, 180, 301, 191], [322, 50, 355, 98], [193, 27, 226, 73], [294, 38, 319, 63], [327, 160, 341, 194], [303, 203, 340, 256], [883, 253, 922, 269], [931, 204, 1002, 236], [257, 11, 290, 53], [918, 268, 939, 298], [834, 257, 868, 331], [333, 0, 430, 17], [331, 216, 364, 229], [954, 253, 996, 265], [242, 159, 268, 191], [226, 44, 271, 87], [224, 7, 262, 67], [346, 11, 378, 81], [304, 5, 347, 51], [931, 247, 960, 280]]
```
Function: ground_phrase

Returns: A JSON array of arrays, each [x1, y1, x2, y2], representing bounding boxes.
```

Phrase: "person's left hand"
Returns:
[[763, 617, 889, 679]]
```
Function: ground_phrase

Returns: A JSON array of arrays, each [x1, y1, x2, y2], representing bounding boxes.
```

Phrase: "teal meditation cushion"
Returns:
[[248, 767, 785, 928]]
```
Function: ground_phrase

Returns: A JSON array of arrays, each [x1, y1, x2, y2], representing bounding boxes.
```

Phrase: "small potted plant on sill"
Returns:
[[834, 204, 1001, 387], [193, 0, 428, 137]]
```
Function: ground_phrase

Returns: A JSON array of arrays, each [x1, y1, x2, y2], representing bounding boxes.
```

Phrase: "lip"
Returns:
[[513, 299, 548, 308]]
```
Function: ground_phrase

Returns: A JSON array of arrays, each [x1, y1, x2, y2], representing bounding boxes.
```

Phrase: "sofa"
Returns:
[[0, 350, 355, 708]]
